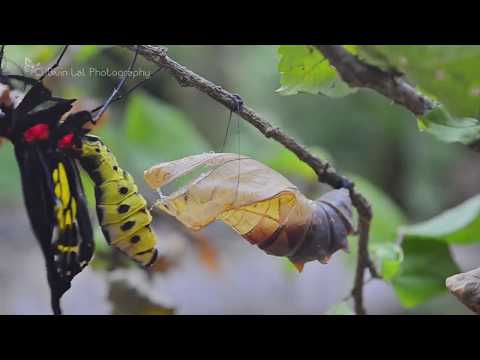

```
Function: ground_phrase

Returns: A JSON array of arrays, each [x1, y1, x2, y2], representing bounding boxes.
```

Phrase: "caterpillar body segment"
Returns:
[[75, 134, 158, 267]]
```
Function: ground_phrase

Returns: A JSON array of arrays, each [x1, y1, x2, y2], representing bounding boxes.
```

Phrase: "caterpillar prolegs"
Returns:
[[74, 134, 159, 267]]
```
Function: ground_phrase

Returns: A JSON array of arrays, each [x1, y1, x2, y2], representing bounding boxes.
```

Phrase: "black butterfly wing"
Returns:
[[14, 144, 94, 314], [14, 144, 65, 314], [51, 153, 94, 274]]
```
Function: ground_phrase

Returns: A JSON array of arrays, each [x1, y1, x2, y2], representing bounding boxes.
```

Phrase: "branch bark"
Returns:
[[123, 45, 380, 314], [314, 45, 434, 117], [446, 267, 480, 314]]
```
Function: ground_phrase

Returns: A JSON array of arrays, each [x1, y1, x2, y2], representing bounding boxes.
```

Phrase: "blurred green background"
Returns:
[[0, 45, 478, 314]]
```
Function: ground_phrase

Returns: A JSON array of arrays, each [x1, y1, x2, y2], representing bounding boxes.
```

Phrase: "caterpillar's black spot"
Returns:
[[130, 235, 141, 244], [121, 221, 135, 231], [95, 148, 101, 153], [119, 186, 129, 195], [135, 248, 153, 256], [113, 166, 118, 171], [118, 204, 130, 214]]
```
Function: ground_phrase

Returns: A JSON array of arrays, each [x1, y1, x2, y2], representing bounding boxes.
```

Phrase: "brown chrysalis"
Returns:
[[144, 153, 353, 272]]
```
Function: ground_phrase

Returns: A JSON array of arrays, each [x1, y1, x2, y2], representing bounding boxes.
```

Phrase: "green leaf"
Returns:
[[400, 194, 480, 245], [392, 195, 480, 307], [417, 105, 480, 145], [392, 237, 460, 308], [277, 45, 357, 97], [326, 302, 354, 315], [370, 243, 403, 280]]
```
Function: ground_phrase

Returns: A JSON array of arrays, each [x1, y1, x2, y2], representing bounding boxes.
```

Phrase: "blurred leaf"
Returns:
[[265, 146, 334, 182], [335, 174, 407, 280], [119, 92, 210, 174], [400, 194, 480, 245], [347, 174, 407, 247], [74, 45, 111, 63], [371, 242, 403, 280], [277, 45, 357, 97], [358, 45, 480, 119], [392, 237, 460, 308], [108, 279, 175, 315], [326, 302, 354, 315], [417, 105, 480, 145], [189, 230, 221, 273], [0, 142, 22, 201]]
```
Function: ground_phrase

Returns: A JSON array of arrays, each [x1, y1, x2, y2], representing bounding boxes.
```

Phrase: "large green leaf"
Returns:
[[392, 195, 480, 307], [400, 194, 480, 245], [277, 45, 357, 97]]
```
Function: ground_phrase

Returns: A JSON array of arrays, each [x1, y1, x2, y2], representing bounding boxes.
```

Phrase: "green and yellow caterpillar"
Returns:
[[74, 134, 159, 267], [52, 107, 159, 268]]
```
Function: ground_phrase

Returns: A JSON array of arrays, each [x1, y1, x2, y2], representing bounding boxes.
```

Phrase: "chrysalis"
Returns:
[[144, 153, 353, 272]]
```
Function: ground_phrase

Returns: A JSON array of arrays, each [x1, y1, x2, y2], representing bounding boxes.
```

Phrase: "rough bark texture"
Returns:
[[446, 267, 480, 315]]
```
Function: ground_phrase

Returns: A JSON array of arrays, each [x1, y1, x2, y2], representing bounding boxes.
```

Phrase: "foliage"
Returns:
[[277, 45, 357, 97], [277, 44, 480, 313]]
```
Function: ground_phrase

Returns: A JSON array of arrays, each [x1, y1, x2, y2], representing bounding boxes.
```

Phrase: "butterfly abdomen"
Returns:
[[77, 134, 158, 267]]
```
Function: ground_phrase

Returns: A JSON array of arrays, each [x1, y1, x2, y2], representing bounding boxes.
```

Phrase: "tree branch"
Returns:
[[446, 267, 480, 314], [123, 45, 380, 314], [314, 45, 434, 117]]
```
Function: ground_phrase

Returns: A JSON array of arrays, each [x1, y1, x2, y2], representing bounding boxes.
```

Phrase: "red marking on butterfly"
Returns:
[[58, 133, 75, 150], [24, 124, 50, 143]]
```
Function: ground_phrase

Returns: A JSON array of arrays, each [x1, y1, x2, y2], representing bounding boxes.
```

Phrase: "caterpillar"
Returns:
[[144, 153, 353, 272], [54, 111, 159, 269], [75, 133, 159, 267], [0, 48, 94, 314]]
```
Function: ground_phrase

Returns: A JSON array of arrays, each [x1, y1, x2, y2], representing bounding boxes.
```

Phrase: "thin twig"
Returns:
[[123, 45, 381, 314], [314, 45, 434, 116]]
